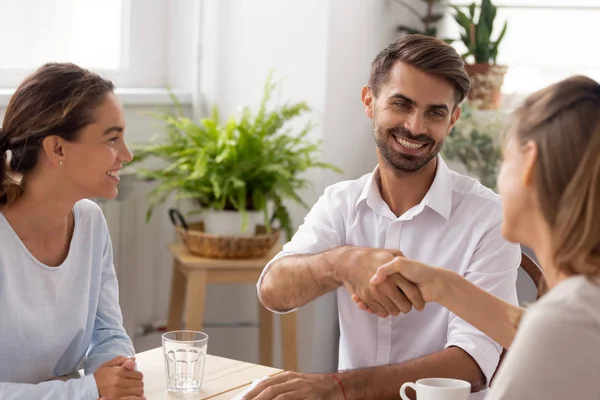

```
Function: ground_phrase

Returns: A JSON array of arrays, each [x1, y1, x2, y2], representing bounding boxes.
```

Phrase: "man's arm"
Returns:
[[241, 347, 484, 400], [260, 246, 419, 316], [257, 187, 419, 316], [258, 248, 345, 312], [257, 187, 344, 313], [338, 347, 485, 399]]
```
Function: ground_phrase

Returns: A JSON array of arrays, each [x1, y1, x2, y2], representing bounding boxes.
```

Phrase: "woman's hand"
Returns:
[[352, 256, 446, 313], [94, 356, 144, 400]]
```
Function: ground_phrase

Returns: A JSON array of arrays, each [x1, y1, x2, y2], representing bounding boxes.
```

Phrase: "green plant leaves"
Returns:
[[421, 13, 444, 24], [452, 6, 472, 31], [451, 0, 507, 64], [443, 103, 505, 190], [129, 72, 342, 240]]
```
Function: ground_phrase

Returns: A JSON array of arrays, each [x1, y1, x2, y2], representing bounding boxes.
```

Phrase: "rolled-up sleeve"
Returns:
[[257, 187, 343, 314], [445, 221, 520, 385]]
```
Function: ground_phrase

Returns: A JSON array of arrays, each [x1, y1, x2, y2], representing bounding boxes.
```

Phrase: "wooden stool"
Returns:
[[166, 244, 298, 371]]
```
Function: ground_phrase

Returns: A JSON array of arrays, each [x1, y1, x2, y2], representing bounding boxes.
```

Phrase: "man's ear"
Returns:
[[447, 104, 462, 133], [362, 86, 375, 119]]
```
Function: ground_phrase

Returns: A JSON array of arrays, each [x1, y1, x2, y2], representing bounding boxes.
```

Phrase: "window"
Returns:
[[0, 0, 124, 71], [0, 0, 196, 94], [441, 1, 600, 101]]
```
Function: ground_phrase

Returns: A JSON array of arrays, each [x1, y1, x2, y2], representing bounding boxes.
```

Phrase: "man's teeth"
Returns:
[[107, 171, 119, 177], [395, 137, 425, 150]]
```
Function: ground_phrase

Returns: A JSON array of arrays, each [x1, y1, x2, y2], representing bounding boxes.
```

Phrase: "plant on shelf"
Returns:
[[395, 0, 449, 38], [442, 102, 506, 190], [129, 72, 342, 241], [451, 0, 508, 110]]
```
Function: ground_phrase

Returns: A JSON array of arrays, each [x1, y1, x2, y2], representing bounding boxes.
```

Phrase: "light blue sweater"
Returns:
[[0, 199, 135, 399]]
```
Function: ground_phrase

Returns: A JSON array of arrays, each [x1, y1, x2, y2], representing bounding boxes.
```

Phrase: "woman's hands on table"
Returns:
[[94, 356, 145, 400]]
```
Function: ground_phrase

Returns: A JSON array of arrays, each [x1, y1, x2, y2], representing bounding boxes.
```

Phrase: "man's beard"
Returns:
[[373, 124, 443, 174]]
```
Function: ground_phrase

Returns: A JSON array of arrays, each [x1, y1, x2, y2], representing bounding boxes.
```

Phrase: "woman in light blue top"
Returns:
[[0, 63, 144, 399]]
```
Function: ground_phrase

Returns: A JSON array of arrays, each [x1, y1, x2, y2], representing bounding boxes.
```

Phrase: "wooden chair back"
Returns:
[[491, 251, 545, 386]]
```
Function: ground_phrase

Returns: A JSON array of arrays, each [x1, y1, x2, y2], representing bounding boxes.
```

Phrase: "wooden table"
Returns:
[[137, 347, 283, 399], [166, 244, 298, 371]]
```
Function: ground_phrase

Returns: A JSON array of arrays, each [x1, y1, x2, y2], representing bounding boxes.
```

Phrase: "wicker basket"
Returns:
[[169, 209, 281, 259]]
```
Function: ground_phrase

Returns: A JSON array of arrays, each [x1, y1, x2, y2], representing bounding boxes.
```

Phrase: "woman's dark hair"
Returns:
[[0, 63, 114, 206]]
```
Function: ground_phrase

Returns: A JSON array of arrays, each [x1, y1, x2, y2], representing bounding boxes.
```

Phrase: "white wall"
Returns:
[[198, 0, 331, 373]]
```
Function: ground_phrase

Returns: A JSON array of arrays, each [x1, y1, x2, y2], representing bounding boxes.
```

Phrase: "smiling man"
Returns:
[[252, 34, 521, 400]]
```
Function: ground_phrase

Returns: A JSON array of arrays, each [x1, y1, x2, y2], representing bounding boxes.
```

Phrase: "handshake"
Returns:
[[339, 246, 447, 318]]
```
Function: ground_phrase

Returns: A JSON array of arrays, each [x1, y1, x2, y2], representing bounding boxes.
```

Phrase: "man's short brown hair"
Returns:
[[368, 34, 470, 106]]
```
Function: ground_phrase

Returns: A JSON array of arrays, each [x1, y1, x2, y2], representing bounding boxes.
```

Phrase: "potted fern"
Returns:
[[130, 73, 341, 243], [451, 0, 508, 109]]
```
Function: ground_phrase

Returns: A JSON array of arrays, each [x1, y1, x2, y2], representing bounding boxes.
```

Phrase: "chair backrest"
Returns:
[[490, 251, 545, 386], [519, 251, 546, 299]]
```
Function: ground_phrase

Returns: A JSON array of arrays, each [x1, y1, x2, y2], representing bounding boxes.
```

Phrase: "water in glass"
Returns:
[[162, 331, 208, 393]]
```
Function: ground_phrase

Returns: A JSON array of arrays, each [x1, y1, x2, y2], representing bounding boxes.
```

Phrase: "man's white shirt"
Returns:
[[258, 157, 520, 399]]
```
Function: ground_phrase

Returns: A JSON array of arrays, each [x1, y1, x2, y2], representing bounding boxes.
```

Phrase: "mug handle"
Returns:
[[400, 382, 417, 400]]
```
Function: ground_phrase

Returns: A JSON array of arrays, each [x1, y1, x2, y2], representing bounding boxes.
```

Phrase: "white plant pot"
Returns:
[[201, 209, 264, 237], [176, 199, 267, 237]]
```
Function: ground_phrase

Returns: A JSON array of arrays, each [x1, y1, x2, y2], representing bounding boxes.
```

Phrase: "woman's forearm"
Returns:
[[436, 270, 523, 349], [0, 375, 98, 400]]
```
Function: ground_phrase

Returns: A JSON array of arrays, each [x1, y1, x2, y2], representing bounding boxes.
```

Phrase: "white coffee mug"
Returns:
[[400, 378, 471, 400]]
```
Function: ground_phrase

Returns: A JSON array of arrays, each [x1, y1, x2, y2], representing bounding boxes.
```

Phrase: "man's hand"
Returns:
[[94, 356, 144, 400], [371, 256, 446, 303], [338, 247, 424, 318], [352, 256, 446, 313], [241, 372, 342, 400]]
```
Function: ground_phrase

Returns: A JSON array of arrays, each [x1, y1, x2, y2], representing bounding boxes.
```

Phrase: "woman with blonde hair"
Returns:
[[356, 75, 600, 398], [0, 63, 144, 399]]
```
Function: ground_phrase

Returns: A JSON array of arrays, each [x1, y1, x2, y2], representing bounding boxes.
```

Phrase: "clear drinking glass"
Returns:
[[162, 330, 209, 393]]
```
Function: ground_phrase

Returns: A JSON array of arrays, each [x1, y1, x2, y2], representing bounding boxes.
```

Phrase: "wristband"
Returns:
[[329, 373, 347, 400]]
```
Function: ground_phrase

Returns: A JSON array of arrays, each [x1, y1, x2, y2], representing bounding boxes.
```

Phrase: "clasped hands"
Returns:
[[343, 247, 439, 318]]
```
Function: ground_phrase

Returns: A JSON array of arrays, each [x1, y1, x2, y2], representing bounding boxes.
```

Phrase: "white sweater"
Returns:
[[0, 199, 134, 399], [488, 275, 600, 399]]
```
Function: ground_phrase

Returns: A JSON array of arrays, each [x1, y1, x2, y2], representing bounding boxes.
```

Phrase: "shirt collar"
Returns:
[[355, 155, 454, 220], [422, 156, 453, 220]]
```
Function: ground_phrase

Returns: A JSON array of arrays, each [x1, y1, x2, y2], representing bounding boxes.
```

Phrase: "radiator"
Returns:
[[95, 179, 178, 340]]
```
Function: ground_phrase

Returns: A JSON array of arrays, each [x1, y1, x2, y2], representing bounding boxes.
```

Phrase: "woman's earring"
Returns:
[[58, 160, 63, 165]]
